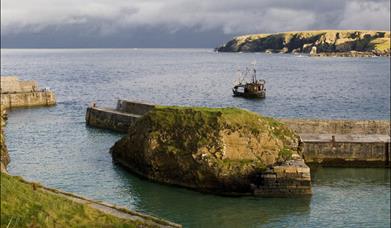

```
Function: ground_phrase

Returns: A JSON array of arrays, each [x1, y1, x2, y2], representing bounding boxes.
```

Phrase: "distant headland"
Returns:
[[215, 30, 390, 57]]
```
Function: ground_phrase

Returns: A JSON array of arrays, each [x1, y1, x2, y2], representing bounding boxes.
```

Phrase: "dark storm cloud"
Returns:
[[1, 0, 390, 48]]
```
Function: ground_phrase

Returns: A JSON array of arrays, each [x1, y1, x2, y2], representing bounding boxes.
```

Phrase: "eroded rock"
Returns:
[[111, 106, 311, 196]]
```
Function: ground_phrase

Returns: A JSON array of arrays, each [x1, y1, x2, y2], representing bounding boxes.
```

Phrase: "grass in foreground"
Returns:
[[0, 173, 140, 227]]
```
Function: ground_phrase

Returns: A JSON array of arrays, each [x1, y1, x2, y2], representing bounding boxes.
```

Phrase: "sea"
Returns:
[[1, 48, 390, 227]]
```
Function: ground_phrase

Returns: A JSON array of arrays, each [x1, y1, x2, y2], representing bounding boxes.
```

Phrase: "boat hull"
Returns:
[[233, 90, 266, 98]]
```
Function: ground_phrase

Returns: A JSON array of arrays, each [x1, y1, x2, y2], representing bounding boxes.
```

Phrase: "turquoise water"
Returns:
[[1, 49, 390, 227]]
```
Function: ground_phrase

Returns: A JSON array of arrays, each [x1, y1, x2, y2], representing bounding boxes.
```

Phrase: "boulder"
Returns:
[[302, 44, 313, 53], [291, 48, 301, 54], [111, 106, 311, 196], [310, 46, 317, 55], [279, 47, 289, 53]]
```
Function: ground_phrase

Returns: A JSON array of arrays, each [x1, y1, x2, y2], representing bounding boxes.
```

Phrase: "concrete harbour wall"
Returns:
[[1, 76, 38, 93], [253, 159, 311, 197], [86, 107, 140, 133], [86, 100, 155, 133], [0, 76, 56, 109], [302, 139, 389, 167], [116, 100, 155, 115], [279, 119, 390, 135], [280, 119, 390, 167], [1, 91, 56, 109]]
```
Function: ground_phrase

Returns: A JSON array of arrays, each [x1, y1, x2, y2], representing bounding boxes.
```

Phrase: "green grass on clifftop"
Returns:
[[370, 38, 390, 52], [1, 173, 139, 227], [218, 30, 390, 54], [155, 106, 270, 125], [153, 106, 297, 145]]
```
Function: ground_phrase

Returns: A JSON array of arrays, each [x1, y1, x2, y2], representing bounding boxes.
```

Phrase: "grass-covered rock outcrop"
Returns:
[[111, 106, 300, 194], [216, 30, 390, 56]]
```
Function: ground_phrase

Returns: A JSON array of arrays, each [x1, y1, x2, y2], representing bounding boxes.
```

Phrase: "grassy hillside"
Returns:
[[1, 173, 143, 227]]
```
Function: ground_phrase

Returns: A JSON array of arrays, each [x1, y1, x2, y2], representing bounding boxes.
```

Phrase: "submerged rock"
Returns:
[[111, 106, 311, 196]]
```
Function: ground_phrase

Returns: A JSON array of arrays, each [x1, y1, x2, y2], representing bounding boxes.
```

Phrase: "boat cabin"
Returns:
[[232, 67, 266, 98]]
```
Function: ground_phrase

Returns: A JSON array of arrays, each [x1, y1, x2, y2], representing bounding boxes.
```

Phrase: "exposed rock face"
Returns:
[[216, 30, 390, 57], [111, 107, 310, 195], [1, 105, 10, 172]]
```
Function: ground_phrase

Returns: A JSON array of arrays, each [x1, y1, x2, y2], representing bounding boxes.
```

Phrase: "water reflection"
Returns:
[[112, 166, 311, 227]]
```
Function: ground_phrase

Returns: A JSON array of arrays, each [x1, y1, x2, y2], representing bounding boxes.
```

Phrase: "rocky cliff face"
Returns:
[[1, 105, 10, 172], [216, 30, 390, 56], [111, 106, 304, 195]]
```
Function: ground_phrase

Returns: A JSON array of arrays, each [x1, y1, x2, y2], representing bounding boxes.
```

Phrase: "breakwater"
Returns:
[[253, 159, 311, 197], [280, 119, 390, 167], [86, 100, 154, 132], [86, 100, 390, 167], [0, 76, 56, 108]]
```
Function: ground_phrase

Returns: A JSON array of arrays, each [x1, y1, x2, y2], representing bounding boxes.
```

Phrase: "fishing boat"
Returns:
[[232, 64, 266, 98]]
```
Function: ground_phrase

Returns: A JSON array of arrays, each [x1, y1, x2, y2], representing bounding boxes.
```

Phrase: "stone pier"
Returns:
[[253, 159, 311, 197], [0, 76, 56, 108], [86, 100, 155, 132], [280, 119, 390, 167]]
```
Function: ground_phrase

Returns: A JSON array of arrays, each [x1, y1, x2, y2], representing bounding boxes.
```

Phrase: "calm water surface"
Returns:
[[1, 49, 390, 227]]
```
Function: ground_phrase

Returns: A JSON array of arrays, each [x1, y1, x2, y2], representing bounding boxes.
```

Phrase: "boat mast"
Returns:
[[251, 60, 257, 83]]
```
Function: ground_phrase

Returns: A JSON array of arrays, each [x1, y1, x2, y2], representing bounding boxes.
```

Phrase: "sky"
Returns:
[[1, 0, 390, 48]]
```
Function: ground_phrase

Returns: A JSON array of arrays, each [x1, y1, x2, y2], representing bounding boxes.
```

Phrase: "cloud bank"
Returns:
[[1, 0, 390, 47]]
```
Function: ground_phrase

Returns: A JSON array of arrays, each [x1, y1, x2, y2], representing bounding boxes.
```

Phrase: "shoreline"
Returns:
[[3, 172, 181, 227], [0, 100, 181, 227], [215, 50, 391, 57]]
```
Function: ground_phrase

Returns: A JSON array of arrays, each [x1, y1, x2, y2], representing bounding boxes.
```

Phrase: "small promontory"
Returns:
[[216, 30, 390, 57], [111, 106, 311, 196]]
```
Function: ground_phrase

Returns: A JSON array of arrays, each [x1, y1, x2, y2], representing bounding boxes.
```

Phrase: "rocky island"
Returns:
[[216, 30, 390, 57], [111, 106, 311, 196]]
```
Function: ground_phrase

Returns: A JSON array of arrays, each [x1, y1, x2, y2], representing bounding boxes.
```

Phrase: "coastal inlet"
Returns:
[[2, 48, 390, 227]]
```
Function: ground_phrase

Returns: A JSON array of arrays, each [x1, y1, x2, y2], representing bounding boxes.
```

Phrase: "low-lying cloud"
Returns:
[[1, 0, 390, 47]]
